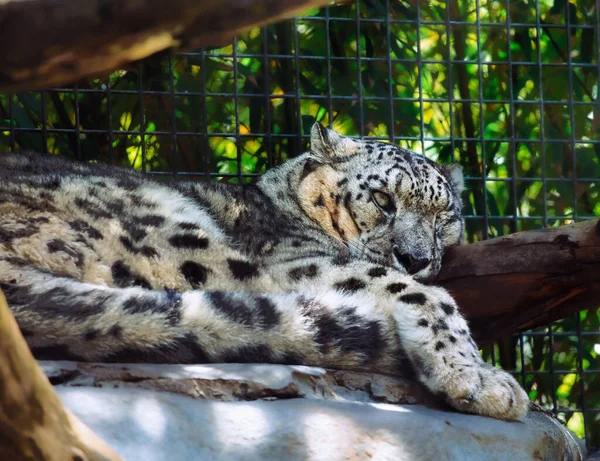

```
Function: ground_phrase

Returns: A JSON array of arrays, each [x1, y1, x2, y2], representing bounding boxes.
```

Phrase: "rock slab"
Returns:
[[42, 361, 585, 461]]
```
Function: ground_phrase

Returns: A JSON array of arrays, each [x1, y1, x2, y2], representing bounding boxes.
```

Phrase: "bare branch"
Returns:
[[0, 0, 338, 93], [0, 291, 123, 461]]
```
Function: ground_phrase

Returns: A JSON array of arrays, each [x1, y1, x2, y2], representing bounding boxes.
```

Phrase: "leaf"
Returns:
[[16, 93, 42, 123], [299, 73, 320, 95], [437, 144, 454, 164], [389, 37, 406, 59], [316, 106, 327, 123], [513, 28, 532, 62], [10, 99, 36, 130], [301, 115, 316, 136]]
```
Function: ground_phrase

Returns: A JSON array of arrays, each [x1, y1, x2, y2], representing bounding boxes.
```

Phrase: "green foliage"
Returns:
[[0, 0, 598, 448]]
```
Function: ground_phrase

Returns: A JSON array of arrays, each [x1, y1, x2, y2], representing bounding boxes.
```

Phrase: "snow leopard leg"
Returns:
[[270, 258, 530, 421], [0, 263, 401, 371]]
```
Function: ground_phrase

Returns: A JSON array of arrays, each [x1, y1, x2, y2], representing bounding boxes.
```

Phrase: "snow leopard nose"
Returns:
[[393, 246, 431, 275]]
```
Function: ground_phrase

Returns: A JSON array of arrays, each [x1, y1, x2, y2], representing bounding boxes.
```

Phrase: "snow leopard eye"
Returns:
[[371, 190, 395, 213]]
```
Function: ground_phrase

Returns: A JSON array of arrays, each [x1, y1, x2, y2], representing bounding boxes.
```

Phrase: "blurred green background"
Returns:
[[1, 0, 599, 449]]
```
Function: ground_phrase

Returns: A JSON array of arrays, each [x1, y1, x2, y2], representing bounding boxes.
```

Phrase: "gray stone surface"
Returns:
[[42, 361, 585, 461]]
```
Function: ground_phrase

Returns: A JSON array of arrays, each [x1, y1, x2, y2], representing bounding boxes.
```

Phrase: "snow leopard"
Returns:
[[0, 122, 529, 420]]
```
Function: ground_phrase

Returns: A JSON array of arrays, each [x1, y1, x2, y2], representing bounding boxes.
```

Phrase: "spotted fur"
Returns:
[[0, 123, 528, 420]]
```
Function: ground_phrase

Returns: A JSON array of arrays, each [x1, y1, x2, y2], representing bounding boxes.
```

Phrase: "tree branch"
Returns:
[[0, 291, 123, 461], [0, 0, 339, 93], [437, 219, 600, 344]]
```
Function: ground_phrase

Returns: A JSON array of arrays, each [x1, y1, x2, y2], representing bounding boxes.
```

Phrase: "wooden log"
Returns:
[[437, 219, 600, 343], [0, 290, 123, 461], [0, 0, 337, 93]]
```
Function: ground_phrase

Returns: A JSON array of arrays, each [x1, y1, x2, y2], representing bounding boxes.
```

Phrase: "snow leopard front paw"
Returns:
[[439, 362, 529, 421], [392, 283, 529, 420]]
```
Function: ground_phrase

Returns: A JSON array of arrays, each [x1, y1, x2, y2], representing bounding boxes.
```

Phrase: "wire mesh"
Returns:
[[0, 0, 599, 451]]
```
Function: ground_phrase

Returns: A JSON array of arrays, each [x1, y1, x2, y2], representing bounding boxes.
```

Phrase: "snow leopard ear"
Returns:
[[443, 163, 464, 195], [309, 122, 344, 162]]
